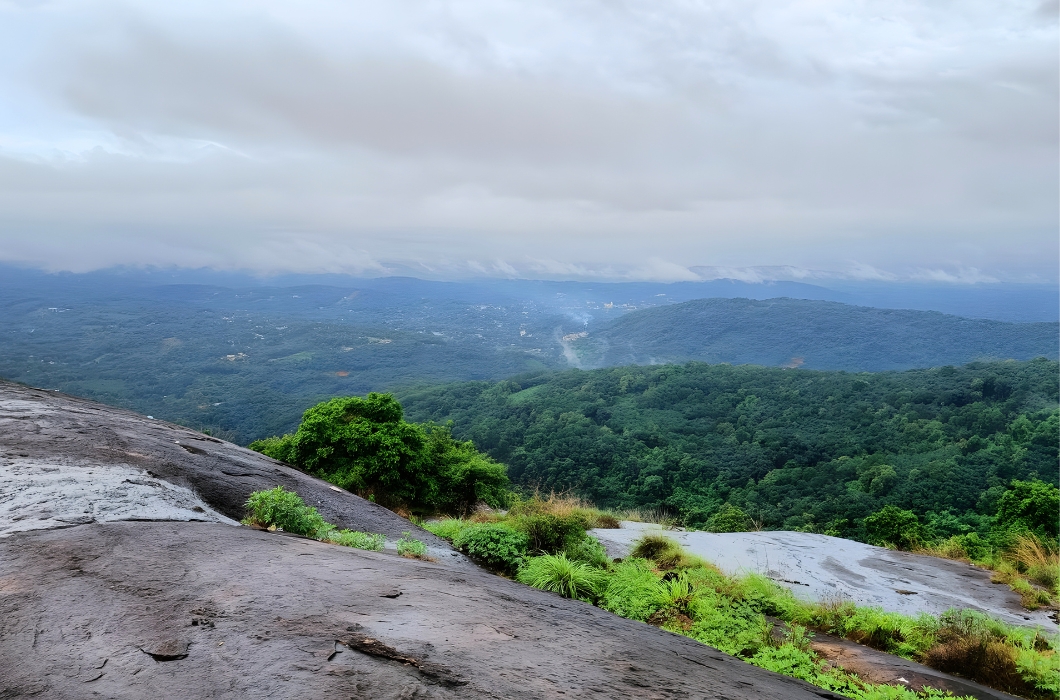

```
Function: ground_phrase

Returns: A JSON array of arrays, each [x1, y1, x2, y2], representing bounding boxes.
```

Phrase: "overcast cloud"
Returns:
[[0, 0, 1056, 282]]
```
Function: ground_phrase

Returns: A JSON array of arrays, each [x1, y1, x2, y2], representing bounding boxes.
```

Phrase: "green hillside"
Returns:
[[399, 359, 1059, 537], [577, 298, 1059, 371]]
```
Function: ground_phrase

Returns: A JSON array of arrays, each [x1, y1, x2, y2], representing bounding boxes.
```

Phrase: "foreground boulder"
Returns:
[[0, 381, 837, 699]]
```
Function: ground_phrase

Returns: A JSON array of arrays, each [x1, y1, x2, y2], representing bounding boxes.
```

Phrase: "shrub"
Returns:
[[243, 486, 331, 538], [599, 558, 666, 621], [247, 435, 295, 464], [630, 533, 684, 568], [423, 424, 513, 515], [924, 633, 1030, 695], [996, 479, 1060, 539], [510, 513, 587, 553], [864, 506, 923, 550], [396, 531, 428, 559], [707, 503, 753, 533], [518, 553, 604, 602], [422, 517, 470, 541], [325, 529, 386, 551], [249, 394, 513, 515], [452, 523, 529, 574]]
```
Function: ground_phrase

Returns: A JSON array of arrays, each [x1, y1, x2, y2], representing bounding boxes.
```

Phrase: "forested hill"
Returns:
[[574, 298, 1059, 371], [398, 359, 1059, 537]]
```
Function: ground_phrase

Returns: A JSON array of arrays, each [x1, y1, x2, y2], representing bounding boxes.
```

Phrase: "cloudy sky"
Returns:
[[0, 0, 1056, 282]]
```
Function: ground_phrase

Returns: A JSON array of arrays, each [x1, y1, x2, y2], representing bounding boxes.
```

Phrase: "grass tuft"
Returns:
[[517, 553, 604, 602], [324, 529, 385, 551], [396, 531, 429, 559]]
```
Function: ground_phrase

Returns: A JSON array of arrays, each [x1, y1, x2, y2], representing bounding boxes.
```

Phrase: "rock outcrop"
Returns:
[[0, 381, 839, 699]]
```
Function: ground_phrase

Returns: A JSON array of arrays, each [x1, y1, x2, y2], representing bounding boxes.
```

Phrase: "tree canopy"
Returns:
[[398, 359, 1059, 538], [250, 393, 510, 515]]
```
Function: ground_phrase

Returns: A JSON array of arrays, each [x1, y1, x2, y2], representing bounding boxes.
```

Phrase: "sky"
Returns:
[[0, 0, 1056, 283]]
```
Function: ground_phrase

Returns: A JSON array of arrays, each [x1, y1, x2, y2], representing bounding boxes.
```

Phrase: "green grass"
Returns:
[[396, 531, 428, 559], [424, 498, 1059, 698], [323, 529, 385, 551], [243, 487, 387, 552], [516, 553, 604, 602]]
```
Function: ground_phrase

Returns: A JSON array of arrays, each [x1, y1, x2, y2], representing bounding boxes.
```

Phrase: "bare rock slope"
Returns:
[[591, 524, 1056, 630], [0, 381, 838, 699]]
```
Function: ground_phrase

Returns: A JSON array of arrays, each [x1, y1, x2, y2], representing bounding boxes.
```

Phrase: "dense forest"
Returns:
[[2, 268, 1056, 445], [399, 359, 1059, 537]]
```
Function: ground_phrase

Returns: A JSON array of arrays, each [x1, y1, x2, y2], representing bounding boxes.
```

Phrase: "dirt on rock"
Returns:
[[0, 381, 842, 699]]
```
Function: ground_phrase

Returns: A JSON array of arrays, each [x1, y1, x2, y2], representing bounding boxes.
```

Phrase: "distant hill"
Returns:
[[575, 298, 1059, 372], [1, 267, 1055, 443]]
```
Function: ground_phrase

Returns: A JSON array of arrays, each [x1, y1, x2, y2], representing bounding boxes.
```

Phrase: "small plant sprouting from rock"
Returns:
[[396, 531, 428, 559], [243, 486, 331, 538], [324, 529, 385, 551], [243, 487, 384, 552]]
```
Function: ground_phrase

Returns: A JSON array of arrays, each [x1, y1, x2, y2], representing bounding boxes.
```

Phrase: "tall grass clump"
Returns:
[[422, 517, 469, 541], [517, 553, 604, 602], [1010, 534, 1060, 592], [629, 533, 708, 570]]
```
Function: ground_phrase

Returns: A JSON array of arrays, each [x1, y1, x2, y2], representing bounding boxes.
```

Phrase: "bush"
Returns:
[[452, 523, 529, 574], [243, 486, 331, 538], [563, 535, 610, 568], [707, 503, 753, 533], [864, 506, 923, 550], [324, 529, 386, 551], [396, 531, 428, 559], [997, 480, 1060, 539], [249, 394, 513, 515], [923, 610, 1046, 696], [510, 513, 587, 553], [424, 424, 513, 515], [599, 558, 666, 621], [518, 553, 604, 602]]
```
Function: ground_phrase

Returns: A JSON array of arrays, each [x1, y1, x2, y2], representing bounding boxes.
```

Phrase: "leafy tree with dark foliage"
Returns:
[[250, 393, 510, 515]]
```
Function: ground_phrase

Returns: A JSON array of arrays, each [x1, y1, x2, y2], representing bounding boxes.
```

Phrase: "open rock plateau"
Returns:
[[0, 381, 846, 699]]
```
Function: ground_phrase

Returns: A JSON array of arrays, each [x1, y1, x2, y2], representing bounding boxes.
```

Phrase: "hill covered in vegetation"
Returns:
[[576, 298, 1059, 371], [2, 268, 1055, 444], [398, 359, 1059, 539]]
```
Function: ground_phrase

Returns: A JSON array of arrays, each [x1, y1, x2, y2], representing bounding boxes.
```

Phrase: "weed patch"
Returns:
[[243, 487, 391, 554], [397, 531, 429, 559], [324, 529, 385, 551], [452, 522, 528, 574]]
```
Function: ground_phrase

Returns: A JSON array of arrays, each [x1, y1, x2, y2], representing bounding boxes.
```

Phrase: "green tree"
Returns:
[[250, 393, 511, 514], [864, 505, 923, 549], [708, 504, 753, 533], [995, 479, 1060, 539], [424, 423, 511, 516]]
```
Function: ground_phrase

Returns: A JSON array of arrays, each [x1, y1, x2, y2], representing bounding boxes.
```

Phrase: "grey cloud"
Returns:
[[0, 0, 1056, 281]]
